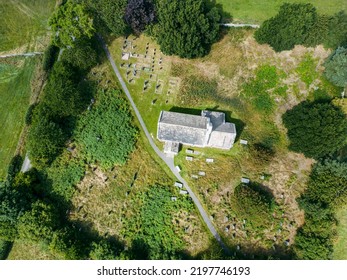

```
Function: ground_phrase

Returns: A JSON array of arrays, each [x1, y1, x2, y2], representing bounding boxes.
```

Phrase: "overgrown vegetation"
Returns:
[[75, 89, 138, 168]]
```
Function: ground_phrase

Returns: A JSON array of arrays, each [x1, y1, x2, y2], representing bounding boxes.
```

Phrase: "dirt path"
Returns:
[[99, 36, 230, 254], [0, 52, 43, 58]]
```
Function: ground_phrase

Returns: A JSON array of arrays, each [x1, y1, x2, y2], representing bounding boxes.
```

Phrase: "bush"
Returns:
[[125, 0, 156, 35], [283, 101, 347, 159], [6, 155, 23, 185], [42, 45, 59, 71], [76, 89, 137, 168], [324, 47, 347, 88], [0, 239, 12, 260], [25, 103, 36, 125]]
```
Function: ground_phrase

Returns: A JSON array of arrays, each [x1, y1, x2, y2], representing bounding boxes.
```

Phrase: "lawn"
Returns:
[[0, 58, 37, 180], [0, 0, 55, 52], [216, 0, 347, 23], [333, 206, 347, 259]]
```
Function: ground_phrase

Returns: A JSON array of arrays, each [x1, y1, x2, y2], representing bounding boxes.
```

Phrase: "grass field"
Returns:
[[0, 57, 37, 179], [216, 0, 347, 23], [0, 0, 55, 52], [333, 206, 347, 259]]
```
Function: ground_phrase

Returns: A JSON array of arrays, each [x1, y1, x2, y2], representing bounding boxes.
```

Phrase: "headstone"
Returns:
[[171, 197, 177, 201], [185, 156, 193, 161], [179, 190, 188, 195], [176, 166, 181, 172], [198, 171, 206, 176], [186, 149, 194, 154], [174, 182, 183, 188], [193, 151, 201, 155], [206, 158, 214, 163], [241, 178, 250, 184], [191, 174, 198, 179], [240, 139, 248, 145]]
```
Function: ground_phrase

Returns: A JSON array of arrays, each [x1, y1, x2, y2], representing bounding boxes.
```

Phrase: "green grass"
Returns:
[[333, 206, 347, 259], [0, 0, 55, 52], [216, 0, 347, 23], [0, 58, 36, 179]]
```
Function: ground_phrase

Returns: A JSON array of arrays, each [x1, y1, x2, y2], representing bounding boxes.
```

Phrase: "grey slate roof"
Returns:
[[158, 110, 236, 149]]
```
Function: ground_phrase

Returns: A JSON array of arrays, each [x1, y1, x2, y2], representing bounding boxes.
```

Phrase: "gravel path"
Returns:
[[99, 36, 229, 254]]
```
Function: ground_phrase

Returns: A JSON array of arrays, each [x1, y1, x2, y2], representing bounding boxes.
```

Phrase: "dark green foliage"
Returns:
[[49, 0, 95, 48], [27, 116, 66, 167], [325, 11, 347, 49], [295, 197, 336, 259], [47, 155, 85, 201], [76, 89, 137, 168], [283, 102, 347, 159], [156, 0, 220, 58], [304, 160, 347, 206], [86, 0, 128, 36], [0, 239, 12, 260], [25, 103, 36, 125], [42, 45, 59, 71], [233, 183, 275, 230], [125, 0, 156, 35], [6, 155, 23, 185], [60, 40, 98, 71], [42, 61, 85, 118], [17, 201, 60, 244], [255, 3, 318, 52], [324, 47, 347, 88], [249, 143, 276, 164]]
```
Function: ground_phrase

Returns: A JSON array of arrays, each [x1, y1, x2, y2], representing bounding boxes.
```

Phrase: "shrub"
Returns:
[[75, 89, 137, 168], [25, 103, 36, 125], [0, 239, 12, 260], [42, 45, 59, 71], [125, 0, 156, 35], [324, 47, 347, 88]]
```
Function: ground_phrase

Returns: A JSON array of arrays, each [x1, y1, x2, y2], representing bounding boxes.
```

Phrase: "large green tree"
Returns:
[[155, 0, 220, 58], [86, 0, 128, 36], [49, 0, 95, 47], [283, 102, 347, 159], [324, 47, 347, 89], [255, 3, 318, 52]]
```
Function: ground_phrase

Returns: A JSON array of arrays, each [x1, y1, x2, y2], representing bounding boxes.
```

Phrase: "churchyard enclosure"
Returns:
[[109, 27, 343, 257]]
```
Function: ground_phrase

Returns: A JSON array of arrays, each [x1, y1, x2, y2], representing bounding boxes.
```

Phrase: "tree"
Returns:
[[125, 0, 156, 35], [49, 0, 95, 47], [27, 116, 66, 167], [283, 102, 347, 159], [324, 47, 347, 89], [75, 90, 137, 168], [304, 160, 347, 206], [17, 201, 60, 244], [60, 40, 98, 71], [86, 0, 128, 36], [254, 3, 318, 52], [155, 0, 221, 58]]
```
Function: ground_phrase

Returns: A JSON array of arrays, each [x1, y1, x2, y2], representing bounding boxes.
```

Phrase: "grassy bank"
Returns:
[[216, 0, 347, 23]]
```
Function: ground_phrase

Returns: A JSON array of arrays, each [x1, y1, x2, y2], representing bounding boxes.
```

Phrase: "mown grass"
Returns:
[[0, 57, 37, 180], [333, 206, 347, 259], [0, 0, 55, 52], [216, 0, 346, 23]]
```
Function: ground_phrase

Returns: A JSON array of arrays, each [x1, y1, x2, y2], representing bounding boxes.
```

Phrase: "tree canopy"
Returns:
[[125, 0, 156, 35], [324, 47, 347, 88], [155, 0, 221, 58], [75, 89, 138, 168], [254, 3, 318, 52], [49, 0, 95, 48], [86, 0, 128, 36], [283, 101, 347, 159]]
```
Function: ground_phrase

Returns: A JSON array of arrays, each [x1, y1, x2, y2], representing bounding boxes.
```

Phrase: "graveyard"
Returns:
[[107, 29, 327, 255]]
